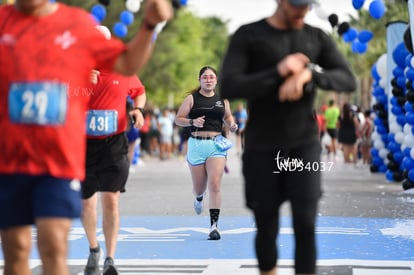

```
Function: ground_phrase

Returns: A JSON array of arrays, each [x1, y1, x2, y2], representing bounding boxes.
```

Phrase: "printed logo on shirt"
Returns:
[[215, 101, 224, 108], [113, 80, 120, 85], [54, 31, 77, 50], [0, 34, 16, 45]]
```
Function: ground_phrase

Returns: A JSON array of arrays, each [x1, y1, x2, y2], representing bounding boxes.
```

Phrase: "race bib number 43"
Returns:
[[86, 110, 118, 136], [8, 82, 68, 125]]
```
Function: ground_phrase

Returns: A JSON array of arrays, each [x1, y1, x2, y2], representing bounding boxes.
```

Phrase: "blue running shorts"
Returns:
[[0, 174, 82, 229], [187, 137, 227, 166]]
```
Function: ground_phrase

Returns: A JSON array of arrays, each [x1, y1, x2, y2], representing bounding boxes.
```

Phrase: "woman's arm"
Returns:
[[223, 99, 238, 132]]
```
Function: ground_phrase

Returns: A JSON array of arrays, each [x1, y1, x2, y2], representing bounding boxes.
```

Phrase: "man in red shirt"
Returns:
[[0, 1, 172, 275], [82, 69, 146, 275]]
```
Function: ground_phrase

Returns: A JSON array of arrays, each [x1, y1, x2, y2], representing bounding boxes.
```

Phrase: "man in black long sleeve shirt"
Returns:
[[219, 0, 357, 274]]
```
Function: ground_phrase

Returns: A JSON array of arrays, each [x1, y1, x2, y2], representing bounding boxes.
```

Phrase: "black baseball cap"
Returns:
[[288, 0, 318, 6]]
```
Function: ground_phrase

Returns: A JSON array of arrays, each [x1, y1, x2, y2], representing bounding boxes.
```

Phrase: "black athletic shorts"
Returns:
[[327, 128, 337, 139], [82, 132, 129, 199], [242, 142, 322, 211]]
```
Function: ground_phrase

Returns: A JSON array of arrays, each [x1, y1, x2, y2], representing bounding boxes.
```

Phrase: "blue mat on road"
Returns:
[[1, 216, 413, 261]]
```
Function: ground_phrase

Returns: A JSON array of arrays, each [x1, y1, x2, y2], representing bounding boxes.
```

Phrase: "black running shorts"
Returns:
[[82, 133, 129, 199]]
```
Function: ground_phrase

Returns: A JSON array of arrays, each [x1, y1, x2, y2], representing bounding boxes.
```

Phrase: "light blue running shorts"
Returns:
[[187, 137, 227, 165]]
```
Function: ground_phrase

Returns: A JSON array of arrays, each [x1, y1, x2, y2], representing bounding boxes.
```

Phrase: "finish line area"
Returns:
[[1, 216, 414, 274]]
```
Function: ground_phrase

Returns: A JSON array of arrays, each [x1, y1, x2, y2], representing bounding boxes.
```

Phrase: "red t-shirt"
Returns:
[[0, 4, 126, 180], [87, 71, 145, 138]]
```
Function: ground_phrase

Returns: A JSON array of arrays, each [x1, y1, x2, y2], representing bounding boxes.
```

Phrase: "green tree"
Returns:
[[57, 2, 229, 109], [140, 10, 228, 108]]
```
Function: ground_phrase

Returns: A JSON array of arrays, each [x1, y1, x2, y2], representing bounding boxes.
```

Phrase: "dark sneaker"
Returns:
[[208, 223, 221, 240], [103, 257, 119, 275], [84, 246, 101, 275]]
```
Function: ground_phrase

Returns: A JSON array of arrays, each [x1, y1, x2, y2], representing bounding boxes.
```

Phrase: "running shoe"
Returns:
[[193, 196, 203, 215], [103, 257, 119, 275], [84, 246, 101, 275], [208, 223, 221, 240]]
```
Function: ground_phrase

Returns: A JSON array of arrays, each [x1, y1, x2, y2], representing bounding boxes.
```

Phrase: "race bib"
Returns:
[[86, 110, 118, 136], [8, 82, 68, 125]]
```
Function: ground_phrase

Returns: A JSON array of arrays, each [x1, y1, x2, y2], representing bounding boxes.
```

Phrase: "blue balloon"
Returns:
[[405, 101, 413, 113], [372, 86, 385, 97], [409, 168, 414, 182], [391, 106, 403, 116], [369, 0, 386, 19], [351, 40, 368, 54], [391, 96, 399, 105], [406, 68, 414, 81], [91, 4, 106, 22], [113, 22, 128, 38], [180, 0, 188, 5], [406, 55, 414, 68], [397, 114, 407, 125], [377, 94, 387, 105], [371, 63, 381, 81], [381, 133, 388, 143], [393, 67, 404, 78], [386, 170, 395, 181], [343, 28, 358, 43], [373, 156, 384, 166], [396, 76, 407, 89], [406, 111, 414, 125], [394, 151, 404, 163], [387, 141, 400, 153], [120, 10, 134, 26], [358, 30, 373, 43], [402, 156, 414, 170], [393, 42, 410, 68], [404, 147, 412, 157], [371, 147, 379, 157], [352, 0, 365, 9], [374, 117, 383, 126], [379, 164, 388, 173], [377, 125, 387, 135]]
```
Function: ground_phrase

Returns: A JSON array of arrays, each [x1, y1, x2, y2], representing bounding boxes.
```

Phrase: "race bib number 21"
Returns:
[[8, 82, 68, 125]]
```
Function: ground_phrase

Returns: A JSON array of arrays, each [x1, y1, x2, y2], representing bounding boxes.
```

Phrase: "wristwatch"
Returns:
[[134, 107, 144, 116], [189, 119, 193, 126]]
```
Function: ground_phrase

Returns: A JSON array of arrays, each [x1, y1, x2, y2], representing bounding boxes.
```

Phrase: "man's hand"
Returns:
[[277, 53, 310, 77], [278, 68, 312, 102], [143, 0, 174, 27], [90, 70, 100, 85], [131, 109, 145, 128]]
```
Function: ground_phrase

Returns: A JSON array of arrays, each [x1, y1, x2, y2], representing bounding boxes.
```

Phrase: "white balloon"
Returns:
[[395, 132, 405, 144], [389, 121, 401, 133], [372, 131, 380, 141], [379, 148, 388, 158], [377, 53, 387, 79], [404, 124, 412, 135], [313, 5, 329, 20], [374, 139, 385, 149], [404, 134, 414, 147], [410, 148, 414, 159], [126, 0, 141, 13], [379, 78, 387, 89]]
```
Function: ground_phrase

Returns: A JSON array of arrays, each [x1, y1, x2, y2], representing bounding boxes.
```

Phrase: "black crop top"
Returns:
[[189, 91, 225, 133]]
